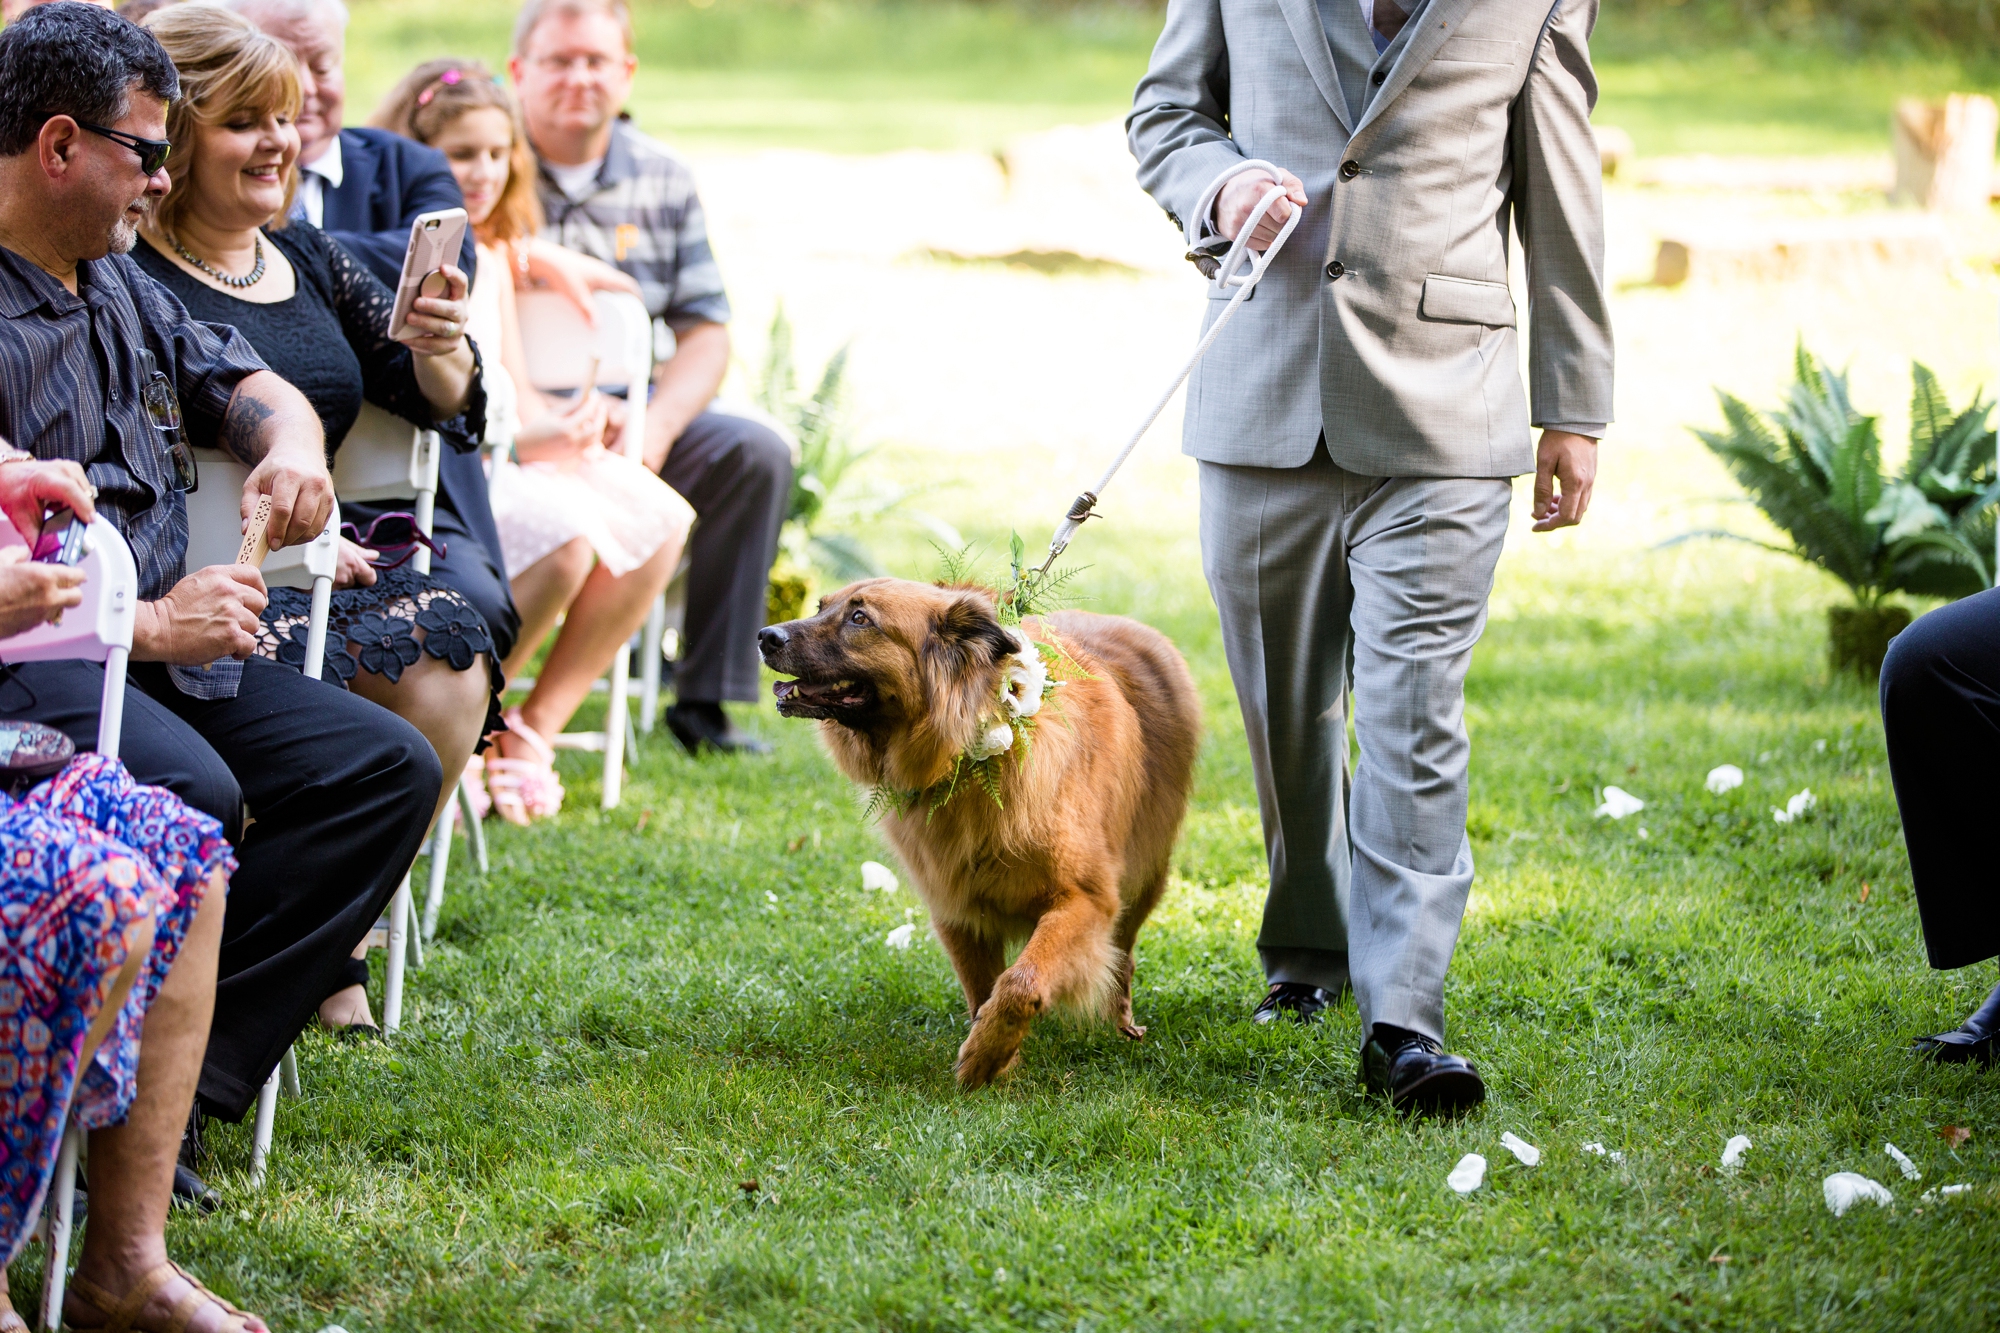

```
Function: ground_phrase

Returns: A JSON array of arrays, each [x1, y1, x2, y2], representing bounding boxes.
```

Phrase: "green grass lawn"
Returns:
[[17, 522, 1983, 1331], [345, 0, 2000, 156]]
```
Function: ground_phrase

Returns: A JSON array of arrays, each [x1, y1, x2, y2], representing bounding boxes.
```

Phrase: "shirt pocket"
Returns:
[[1434, 36, 1522, 64], [1419, 275, 1516, 327]]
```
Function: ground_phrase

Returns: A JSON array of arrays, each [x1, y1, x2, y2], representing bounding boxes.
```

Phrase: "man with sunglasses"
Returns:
[[0, 3, 443, 1164]]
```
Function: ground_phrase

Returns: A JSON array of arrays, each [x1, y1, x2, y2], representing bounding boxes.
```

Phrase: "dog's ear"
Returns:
[[931, 593, 1014, 667]]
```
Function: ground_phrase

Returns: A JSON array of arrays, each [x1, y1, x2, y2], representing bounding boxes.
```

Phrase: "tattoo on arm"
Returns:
[[218, 388, 277, 465]]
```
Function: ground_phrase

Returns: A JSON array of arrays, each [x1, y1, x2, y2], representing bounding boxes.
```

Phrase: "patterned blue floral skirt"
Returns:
[[0, 753, 232, 1263], [254, 565, 504, 741]]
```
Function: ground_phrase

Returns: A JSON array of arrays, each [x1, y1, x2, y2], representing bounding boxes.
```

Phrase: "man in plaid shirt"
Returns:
[[515, 0, 792, 756]]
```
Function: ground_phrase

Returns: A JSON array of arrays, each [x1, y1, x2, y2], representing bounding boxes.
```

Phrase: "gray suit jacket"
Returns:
[[1128, 0, 1614, 476]]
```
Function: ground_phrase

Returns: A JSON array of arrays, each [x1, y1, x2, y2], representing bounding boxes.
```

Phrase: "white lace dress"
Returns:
[[474, 244, 693, 579]]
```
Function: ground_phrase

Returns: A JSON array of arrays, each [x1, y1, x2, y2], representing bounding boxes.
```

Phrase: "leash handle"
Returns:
[[1037, 164, 1304, 577]]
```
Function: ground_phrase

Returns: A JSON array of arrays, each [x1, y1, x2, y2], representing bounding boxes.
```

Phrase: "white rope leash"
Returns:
[[1032, 160, 1305, 580]]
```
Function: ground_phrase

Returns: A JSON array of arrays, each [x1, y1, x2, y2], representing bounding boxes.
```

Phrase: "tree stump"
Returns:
[[1892, 95, 1999, 213]]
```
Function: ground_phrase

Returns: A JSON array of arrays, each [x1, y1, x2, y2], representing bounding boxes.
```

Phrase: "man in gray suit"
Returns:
[[1129, 0, 1613, 1113]]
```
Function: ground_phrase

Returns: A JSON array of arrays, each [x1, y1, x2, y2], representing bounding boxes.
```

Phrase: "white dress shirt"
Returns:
[[293, 133, 345, 228]]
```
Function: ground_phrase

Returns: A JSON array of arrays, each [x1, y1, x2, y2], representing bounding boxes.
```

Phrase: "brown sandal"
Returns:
[[65, 1261, 269, 1333]]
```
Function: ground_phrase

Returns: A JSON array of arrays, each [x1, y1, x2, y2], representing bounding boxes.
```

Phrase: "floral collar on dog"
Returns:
[[966, 627, 1052, 760], [867, 626, 1063, 819]]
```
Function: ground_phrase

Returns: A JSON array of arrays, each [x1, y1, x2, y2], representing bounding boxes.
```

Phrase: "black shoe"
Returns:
[[172, 1162, 221, 1213], [1914, 979, 2000, 1065], [1360, 1024, 1486, 1116], [172, 1103, 221, 1212], [1252, 981, 1340, 1025], [666, 701, 771, 756]]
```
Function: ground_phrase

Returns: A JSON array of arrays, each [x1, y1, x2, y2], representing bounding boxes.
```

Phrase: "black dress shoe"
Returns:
[[174, 1104, 221, 1212], [1251, 981, 1341, 1024], [172, 1162, 221, 1214], [1914, 979, 2000, 1065], [1360, 1024, 1486, 1116], [666, 701, 771, 756]]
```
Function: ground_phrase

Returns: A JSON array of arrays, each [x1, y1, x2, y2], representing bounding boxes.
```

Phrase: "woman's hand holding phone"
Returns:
[[396, 265, 472, 358]]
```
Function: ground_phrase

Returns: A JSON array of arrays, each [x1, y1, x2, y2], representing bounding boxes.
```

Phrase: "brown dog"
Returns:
[[759, 578, 1200, 1087]]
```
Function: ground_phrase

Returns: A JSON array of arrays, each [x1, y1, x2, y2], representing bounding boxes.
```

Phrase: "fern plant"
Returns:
[[1692, 344, 1997, 606]]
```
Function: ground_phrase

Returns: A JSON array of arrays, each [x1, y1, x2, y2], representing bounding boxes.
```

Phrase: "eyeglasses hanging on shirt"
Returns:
[[135, 348, 196, 494]]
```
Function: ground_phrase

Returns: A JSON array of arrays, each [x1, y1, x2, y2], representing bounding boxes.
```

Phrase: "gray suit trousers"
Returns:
[[1199, 445, 1509, 1041]]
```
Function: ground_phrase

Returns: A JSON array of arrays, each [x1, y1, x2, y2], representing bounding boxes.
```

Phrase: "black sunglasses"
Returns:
[[51, 117, 173, 175]]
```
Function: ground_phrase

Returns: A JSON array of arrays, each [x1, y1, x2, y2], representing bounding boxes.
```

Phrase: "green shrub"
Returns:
[[1691, 343, 1997, 607]]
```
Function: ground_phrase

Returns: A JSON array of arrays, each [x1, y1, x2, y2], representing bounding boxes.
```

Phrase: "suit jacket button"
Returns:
[[1340, 160, 1361, 180], [1371, 69, 1387, 85], [1325, 261, 1345, 279]]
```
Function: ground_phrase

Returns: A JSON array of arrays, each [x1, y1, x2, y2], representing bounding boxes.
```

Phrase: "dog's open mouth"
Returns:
[[772, 675, 875, 718]]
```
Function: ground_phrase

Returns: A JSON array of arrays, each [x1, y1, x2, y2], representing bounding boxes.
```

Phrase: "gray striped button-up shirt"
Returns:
[[535, 118, 733, 352], [0, 244, 269, 697]]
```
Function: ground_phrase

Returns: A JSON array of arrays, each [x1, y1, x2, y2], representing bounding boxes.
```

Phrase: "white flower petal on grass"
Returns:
[[1500, 1132, 1541, 1166], [1921, 1184, 1972, 1202], [1824, 1172, 1893, 1216], [1581, 1142, 1627, 1162], [1772, 788, 1817, 824], [1884, 1142, 1921, 1181], [884, 923, 915, 950], [860, 860, 898, 893], [1720, 1135, 1752, 1171], [1705, 764, 1744, 794], [1594, 786, 1646, 820], [1447, 1153, 1487, 1194]]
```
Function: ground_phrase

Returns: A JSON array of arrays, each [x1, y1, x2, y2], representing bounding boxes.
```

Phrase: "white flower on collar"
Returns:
[[968, 722, 1014, 761], [999, 627, 1048, 720]]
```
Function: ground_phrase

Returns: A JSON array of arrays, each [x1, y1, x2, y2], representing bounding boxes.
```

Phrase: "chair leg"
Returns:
[[602, 641, 630, 811], [383, 875, 411, 1034], [249, 1064, 280, 1189], [458, 774, 488, 876], [639, 595, 665, 734], [421, 799, 453, 944], [37, 1123, 81, 1331], [280, 1044, 300, 1098]]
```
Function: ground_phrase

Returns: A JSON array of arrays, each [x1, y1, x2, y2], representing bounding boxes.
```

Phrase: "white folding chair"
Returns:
[[185, 449, 334, 1186], [0, 513, 136, 1332], [513, 288, 658, 808]]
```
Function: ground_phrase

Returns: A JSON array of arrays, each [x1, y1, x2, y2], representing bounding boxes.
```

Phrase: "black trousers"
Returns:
[[660, 409, 793, 703], [0, 656, 442, 1119], [344, 497, 522, 665], [1881, 588, 2000, 970]]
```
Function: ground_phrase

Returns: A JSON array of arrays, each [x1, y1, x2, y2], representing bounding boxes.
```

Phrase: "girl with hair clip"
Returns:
[[373, 60, 692, 826]]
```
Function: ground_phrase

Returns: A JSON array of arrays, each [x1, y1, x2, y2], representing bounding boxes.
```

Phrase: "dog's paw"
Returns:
[[1119, 1022, 1148, 1042], [955, 1018, 1027, 1088]]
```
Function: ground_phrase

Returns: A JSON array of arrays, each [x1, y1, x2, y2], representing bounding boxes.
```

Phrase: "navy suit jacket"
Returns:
[[317, 127, 506, 589]]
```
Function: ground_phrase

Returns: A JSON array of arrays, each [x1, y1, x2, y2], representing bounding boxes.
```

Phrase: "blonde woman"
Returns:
[[134, 6, 498, 1034], [373, 60, 691, 825]]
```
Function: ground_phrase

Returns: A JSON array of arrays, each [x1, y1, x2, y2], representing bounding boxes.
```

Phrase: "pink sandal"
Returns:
[[461, 754, 493, 821], [485, 709, 564, 826]]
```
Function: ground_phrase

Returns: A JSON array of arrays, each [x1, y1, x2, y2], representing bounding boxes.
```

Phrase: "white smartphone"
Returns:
[[385, 207, 469, 341]]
